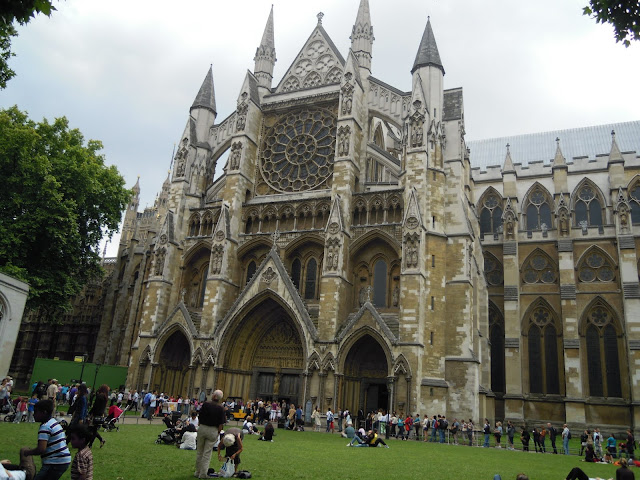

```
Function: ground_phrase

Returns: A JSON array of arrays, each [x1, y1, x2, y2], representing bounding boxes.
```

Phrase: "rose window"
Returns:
[[578, 250, 615, 283], [260, 108, 337, 192], [522, 252, 557, 284]]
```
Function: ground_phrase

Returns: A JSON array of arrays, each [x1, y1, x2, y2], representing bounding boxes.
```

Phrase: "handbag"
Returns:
[[220, 458, 235, 478]]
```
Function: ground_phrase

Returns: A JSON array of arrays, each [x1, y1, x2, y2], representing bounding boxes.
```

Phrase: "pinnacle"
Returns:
[[191, 66, 216, 114], [260, 5, 275, 50], [412, 17, 444, 74]]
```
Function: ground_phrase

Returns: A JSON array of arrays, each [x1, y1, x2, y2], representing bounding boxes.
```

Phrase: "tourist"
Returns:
[[13, 397, 27, 424], [438, 415, 447, 443], [422, 415, 430, 442], [141, 390, 152, 419], [0, 448, 36, 480], [532, 427, 542, 453], [180, 424, 198, 450], [88, 384, 109, 448], [506, 421, 515, 450], [607, 433, 617, 458], [626, 429, 635, 460], [46, 380, 58, 415], [494, 421, 503, 448], [483, 419, 491, 447], [311, 407, 321, 432], [521, 426, 531, 452], [257, 422, 274, 442], [414, 414, 422, 440], [467, 419, 474, 446], [616, 458, 635, 480], [70, 385, 88, 427], [337, 407, 343, 432], [594, 428, 603, 458], [584, 443, 597, 462], [562, 424, 571, 454], [217, 432, 243, 472], [66, 424, 93, 480], [580, 430, 589, 456], [451, 418, 460, 445], [404, 414, 413, 440], [326, 408, 334, 433], [397, 415, 405, 439], [539, 425, 547, 453], [194, 389, 225, 480], [0, 378, 11, 411], [23, 399, 71, 480], [342, 421, 355, 439], [26, 394, 38, 424], [390, 412, 398, 438], [547, 422, 558, 454], [186, 411, 199, 429], [148, 391, 158, 419]]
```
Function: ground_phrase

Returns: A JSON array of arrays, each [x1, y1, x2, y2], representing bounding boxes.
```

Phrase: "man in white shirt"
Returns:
[[562, 424, 570, 455], [148, 392, 157, 419]]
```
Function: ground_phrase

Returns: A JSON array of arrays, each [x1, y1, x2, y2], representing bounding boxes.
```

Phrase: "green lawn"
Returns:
[[0, 423, 623, 480]]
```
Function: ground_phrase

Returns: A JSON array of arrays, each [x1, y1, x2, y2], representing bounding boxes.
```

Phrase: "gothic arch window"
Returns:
[[189, 214, 201, 237], [246, 260, 257, 285], [291, 258, 301, 290], [479, 190, 503, 235], [525, 301, 561, 394], [489, 302, 505, 394], [245, 217, 253, 234], [372, 259, 388, 307], [583, 300, 623, 397], [523, 184, 553, 231], [373, 124, 384, 149], [573, 182, 604, 227], [628, 182, 640, 224], [304, 258, 318, 300], [484, 252, 504, 286], [521, 250, 557, 285], [577, 248, 616, 283], [201, 212, 214, 237]]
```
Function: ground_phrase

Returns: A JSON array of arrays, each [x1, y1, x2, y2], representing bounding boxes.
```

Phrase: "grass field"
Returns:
[[0, 422, 624, 480]]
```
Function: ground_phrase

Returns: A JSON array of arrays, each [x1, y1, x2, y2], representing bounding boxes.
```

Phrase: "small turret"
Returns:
[[254, 5, 276, 93], [190, 66, 217, 143], [350, 0, 374, 73], [411, 17, 444, 125]]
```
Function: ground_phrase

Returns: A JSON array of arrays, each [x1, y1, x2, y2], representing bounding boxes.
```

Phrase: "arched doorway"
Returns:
[[342, 334, 389, 415], [152, 330, 191, 397], [219, 298, 305, 405]]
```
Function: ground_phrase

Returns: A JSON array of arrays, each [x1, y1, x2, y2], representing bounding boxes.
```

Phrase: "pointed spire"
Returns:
[[502, 143, 515, 173], [191, 66, 216, 114], [552, 137, 567, 168], [350, 0, 374, 72], [132, 175, 141, 195], [412, 17, 444, 74], [254, 6, 277, 90], [609, 129, 624, 164]]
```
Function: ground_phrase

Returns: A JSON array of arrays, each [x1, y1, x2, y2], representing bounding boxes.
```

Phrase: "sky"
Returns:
[[2, 0, 639, 256]]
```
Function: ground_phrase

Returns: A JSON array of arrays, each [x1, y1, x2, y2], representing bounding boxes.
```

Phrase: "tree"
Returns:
[[583, 0, 640, 47], [0, 1, 56, 88], [0, 106, 131, 319]]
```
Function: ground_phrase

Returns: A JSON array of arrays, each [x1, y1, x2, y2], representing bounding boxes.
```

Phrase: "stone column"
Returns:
[[387, 377, 395, 412]]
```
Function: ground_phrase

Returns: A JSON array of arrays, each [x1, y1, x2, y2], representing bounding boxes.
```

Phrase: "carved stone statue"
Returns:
[[359, 285, 371, 306], [392, 286, 400, 307], [154, 248, 166, 276], [230, 142, 242, 170], [559, 211, 569, 236]]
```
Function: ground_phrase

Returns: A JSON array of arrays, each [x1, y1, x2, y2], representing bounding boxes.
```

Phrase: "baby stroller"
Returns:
[[103, 404, 129, 432], [155, 413, 183, 445], [2, 398, 18, 423]]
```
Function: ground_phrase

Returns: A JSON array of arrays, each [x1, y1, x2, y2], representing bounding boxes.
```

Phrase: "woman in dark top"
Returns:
[[88, 384, 109, 448], [218, 432, 243, 467], [70, 384, 88, 427]]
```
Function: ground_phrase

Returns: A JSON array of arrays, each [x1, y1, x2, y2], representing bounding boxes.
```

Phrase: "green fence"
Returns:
[[29, 358, 128, 391]]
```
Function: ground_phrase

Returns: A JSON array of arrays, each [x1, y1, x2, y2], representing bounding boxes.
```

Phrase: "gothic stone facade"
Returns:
[[92, 2, 640, 430]]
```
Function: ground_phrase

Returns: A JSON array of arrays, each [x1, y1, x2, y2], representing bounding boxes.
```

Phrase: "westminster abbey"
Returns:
[[12, 1, 639, 430]]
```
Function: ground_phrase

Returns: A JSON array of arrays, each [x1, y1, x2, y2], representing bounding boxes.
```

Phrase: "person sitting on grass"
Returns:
[[66, 424, 93, 480], [257, 422, 274, 442], [0, 448, 37, 480], [564, 464, 624, 480], [493, 475, 529, 480], [342, 422, 355, 439], [217, 433, 243, 471], [348, 429, 389, 448], [23, 399, 71, 480], [180, 424, 198, 450]]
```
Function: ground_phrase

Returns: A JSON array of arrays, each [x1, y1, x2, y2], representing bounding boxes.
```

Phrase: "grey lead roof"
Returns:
[[467, 121, 640, 170], [412, 18, 444, 74]]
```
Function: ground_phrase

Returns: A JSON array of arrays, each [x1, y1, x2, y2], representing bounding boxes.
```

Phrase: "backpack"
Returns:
[[568, 430, 572, 439], [438, 418, 444, 429], [236, 472, 252, 479]]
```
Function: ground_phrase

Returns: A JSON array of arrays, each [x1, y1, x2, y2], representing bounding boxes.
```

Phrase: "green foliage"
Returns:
[[0, 0, 56, 89], [584, 0, 640, 47], [0, 106, 130, 319], [0, 423, 621, 480]]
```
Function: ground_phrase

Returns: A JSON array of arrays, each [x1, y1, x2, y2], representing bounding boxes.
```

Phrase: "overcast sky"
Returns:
[[2, 0, 638, 256]]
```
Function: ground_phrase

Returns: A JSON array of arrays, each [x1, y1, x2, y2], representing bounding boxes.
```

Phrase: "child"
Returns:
[[66, 425, 93, 480], [23, 399, 71, 480], [13, 397, 27, 423], [26, 394, 38, 423]]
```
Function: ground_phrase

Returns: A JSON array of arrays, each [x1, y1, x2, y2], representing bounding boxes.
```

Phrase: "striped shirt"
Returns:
[[38, 418, 71, 465], [71, 446, 93, 480]]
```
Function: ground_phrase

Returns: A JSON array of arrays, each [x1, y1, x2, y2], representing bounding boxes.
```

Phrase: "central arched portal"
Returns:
[[342, 334, 389, 414], [220, 298, 305, 405], [153, 330, 191, 396]]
